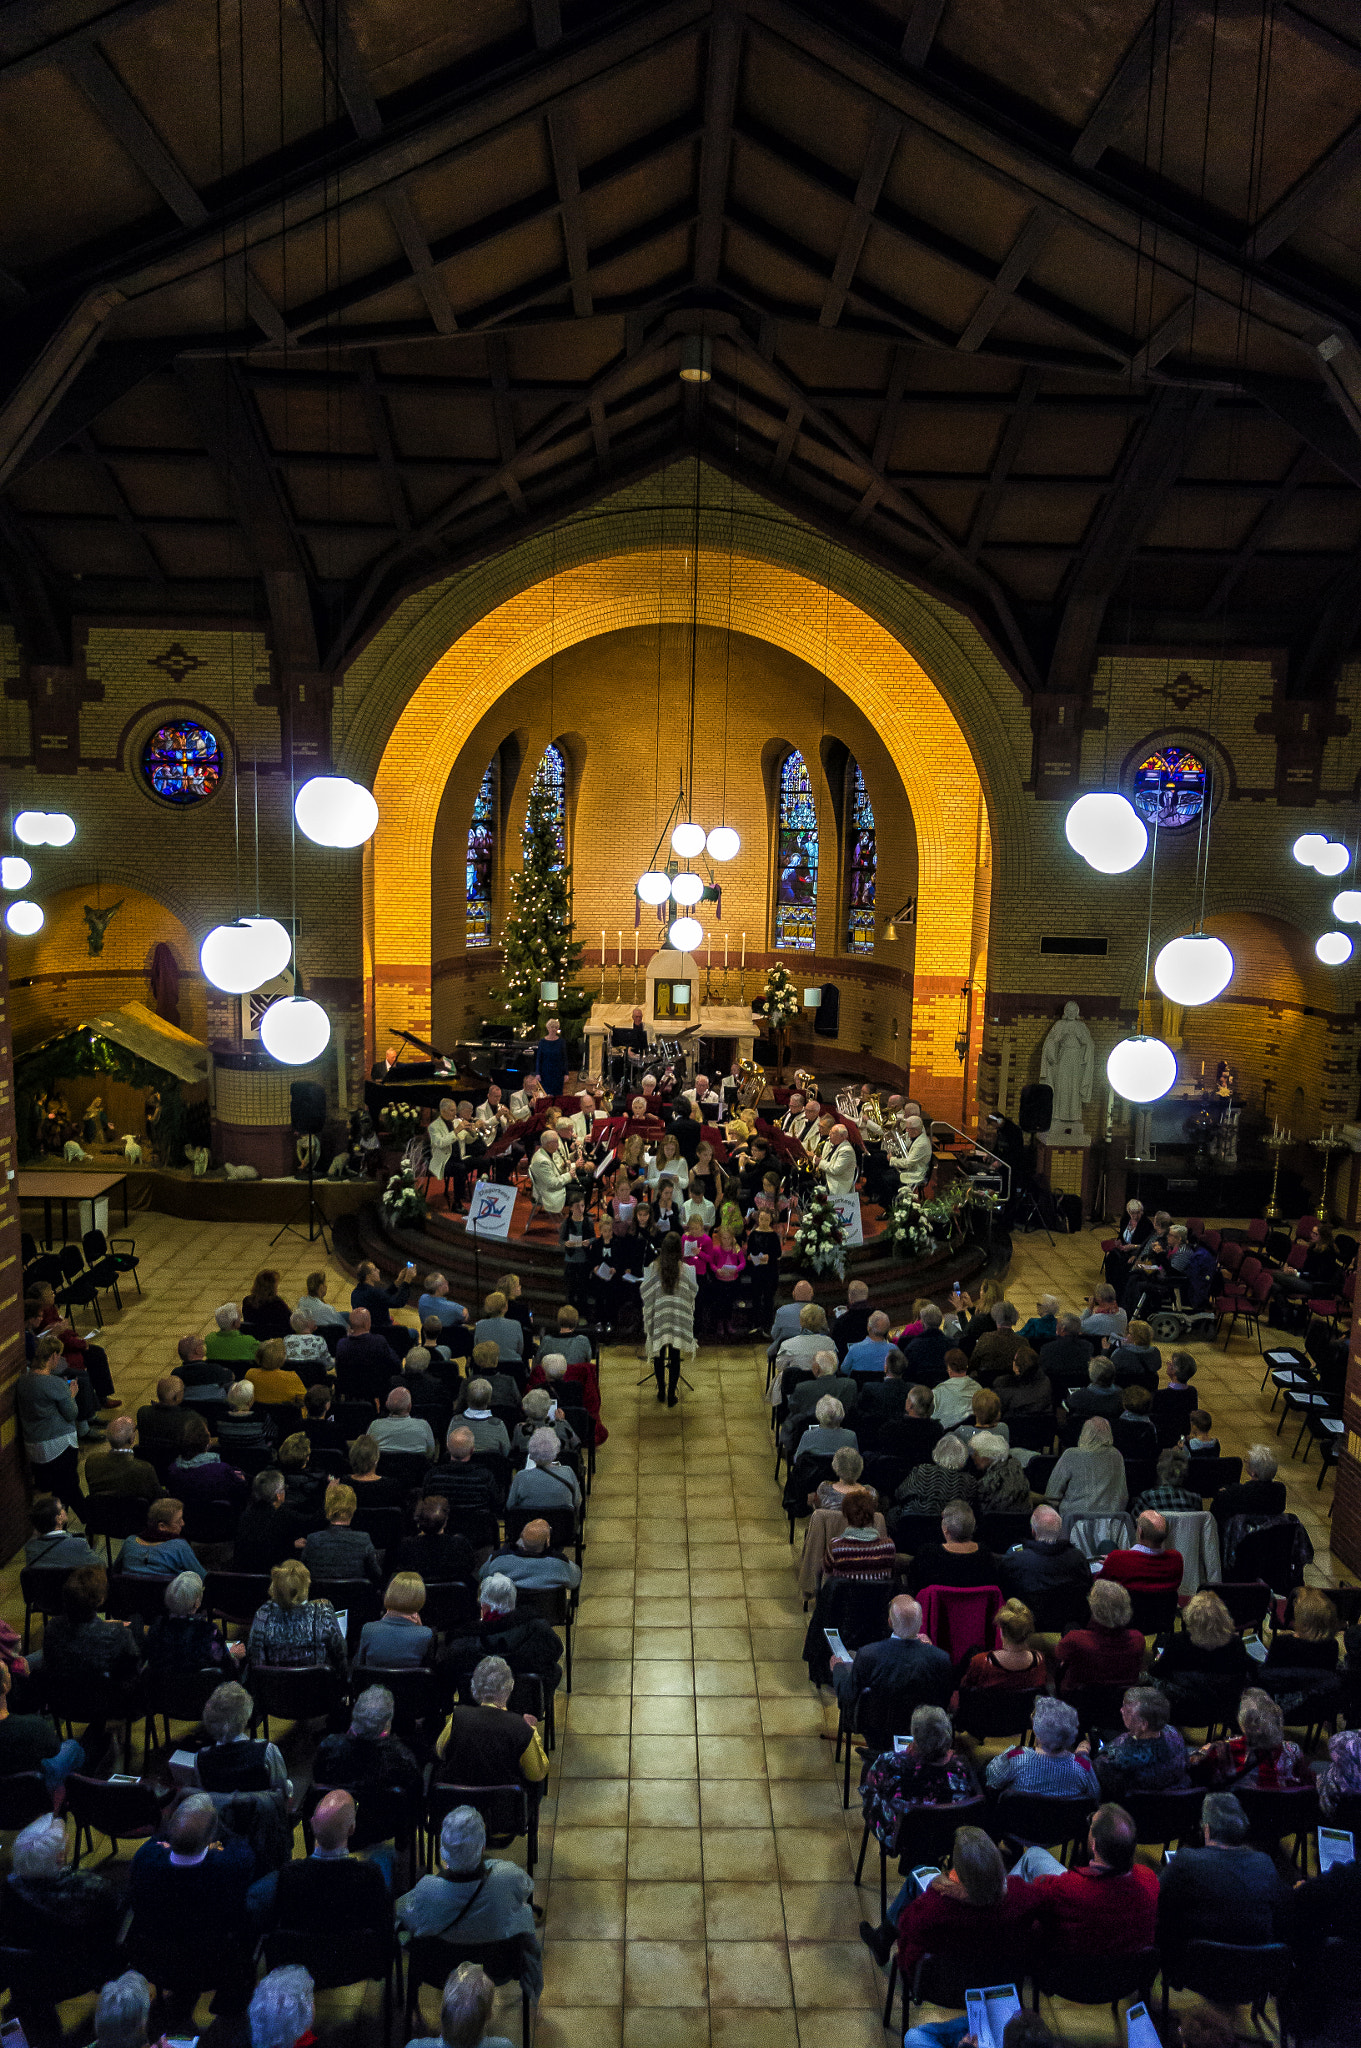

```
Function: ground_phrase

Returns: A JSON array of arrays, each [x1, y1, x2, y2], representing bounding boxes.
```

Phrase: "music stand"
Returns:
[[635, 1352, 696, 1396]]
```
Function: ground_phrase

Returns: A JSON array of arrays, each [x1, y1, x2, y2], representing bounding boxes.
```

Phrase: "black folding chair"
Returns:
[[425, 1779, 538, 1875], [81, 1493, 153, 1567], [990, 1792, 1095, 1862], [263, 1923, 401, 2036], [404, 1934, 534, 2048], [83, 1225, 140, 1297], [64, 1772, 167, 1865], [248, 1662, 347, 1737], [514, 1581, 577, 1692], [19, 1566, 72, 1653], [855, 1793, 988, 1921], [1031, 1946, 1159, 2023], [349, 1662, 436, 1737], [1161, 1940, 1292, 2042], [203, 1569, 271, 1635]]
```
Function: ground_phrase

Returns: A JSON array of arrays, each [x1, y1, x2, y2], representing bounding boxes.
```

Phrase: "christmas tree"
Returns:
[[492, 762, 590, 1034]]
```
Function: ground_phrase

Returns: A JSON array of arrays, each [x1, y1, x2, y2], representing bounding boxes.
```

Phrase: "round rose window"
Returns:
[[142, 721, 223, 805]]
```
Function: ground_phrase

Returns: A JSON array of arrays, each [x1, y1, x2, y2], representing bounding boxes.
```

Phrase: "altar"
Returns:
[[583, 947, 759, 1083]]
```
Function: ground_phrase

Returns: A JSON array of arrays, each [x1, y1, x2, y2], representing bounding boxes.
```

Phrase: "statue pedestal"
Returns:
[[1038, 1120, 1091, 1149], [1036, 1135, 1096, 1224]]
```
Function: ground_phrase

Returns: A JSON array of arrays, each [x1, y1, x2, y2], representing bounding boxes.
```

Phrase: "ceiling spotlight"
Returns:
[[668, 916, 703, 952], [1332, 891, 1361, 923], [679, 336, 712, 383], [637, 872, 671, 905], [259, 995, 331, 1064], [706, 826, 740, 861], [1064, 792, 1148, 874], [670, 872, 704, 906], [671, 821, 705, 859], [14, 811, 75, 847], [294, 776, 379, 848], [1316, 930, 1353, 966], [1293, 833, 1328, 866], [1315, 841, 1351, 877], [1, 856, 32, 890], [1153, 934, 1234, 1007], [1106, 1035, 1177, 1104], [4, 900, 44, 936]]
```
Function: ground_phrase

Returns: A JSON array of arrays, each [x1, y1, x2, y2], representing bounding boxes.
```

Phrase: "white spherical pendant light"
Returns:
[[669, 872, 704, 906], [1315, 841, 1351, 877], [294, 776, 379, 848], [668, 916, 703, 952], [671, 821, 705, 859], [1153, 933, 1234, 1007], [1064, 792, 1148, 874], [1106, 1035, 1177, 1104], [199, 916, 293, 994], [5, 899, 44, 936], [1293, 833, 1328, 866], [1316, 930, 1353, 966], [1333, 890, 1361, 923], [706, 826, 740, 861], [1, 856, 32, 890], [259, 996, 331, 1064], [14, 810, 74, 847], [637, 871, 671, 906]]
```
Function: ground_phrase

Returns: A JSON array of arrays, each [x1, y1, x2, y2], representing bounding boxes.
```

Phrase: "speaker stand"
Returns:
[[271, 1155, 331, 1251]]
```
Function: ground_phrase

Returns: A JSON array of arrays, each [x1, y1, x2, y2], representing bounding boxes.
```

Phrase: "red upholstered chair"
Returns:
[[916, 1583, 1003, 1669]]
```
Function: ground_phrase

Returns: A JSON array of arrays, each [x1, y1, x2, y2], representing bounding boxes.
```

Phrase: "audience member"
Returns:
[[352, 1259, 417, 1338], [1211, 1442, 1286, 1526], [438, 1577, 562, 1697], [205, 1305, 259, 1366], [247, 1787, 392, 1934], [1051, 1581, 1146, 1693], [248, 1967, 315, 2048], [1086, 1686, 1190, 1798], [247, 1561, 347, 1673], [246, 1338, 308, 1411], [297, 1272, 348, 1329], [960, 1599, 1048, 1692], [876, 1383, 942, 1465], [335, 1311, 398, 1402], [313, 1683, 423, 1801], [1132, 1445, 1204, 1515], [388, 1496, 478, 1585], [145, 1571, 237, 1677], [118, 1498, 202, 1578], [85, 1415, 161, 1500], [396, 1803, 541, 1999], [432, 1655, 549, 1786], [1080, 1286, 1127, 1343], [930, 1351, 982, 1430], [1268, 1586, 1341, 1672], [284, 1310, 331, 1374], [24, 1493, 100, 1569], [1036, 1312, 1092, 1397], [242, 1271, 294, 1343], [1149, 1352, 1198, 1442], [405, 1960, 516, 2048], [427, 1427, 504, 1521], [1045, 1417, 1128, 1516], [907, 1501, 999, 1594], [506, 1427, 582, 1513], [1, 1813, 120, 2024], [1016, 1295, 1060, 1347], [168, 1411, 248, 1506], [459, 1377, 512, 1456], [0, 1653, 85, 1788], [970, 1300, 1023, 1381], [997, 1505, 1090, 1621], [1111, 1383, 1158, 1461], [484, 1517, 582, 1592], [1010, 1802, 1157, 1956], [1110, 1320, 1161, 1389], [1191, 1686, 1313, 1789], [994, 1346, 1053, 1423], [824, 1487, 896, 1581], [793, 1394, 857, 1462], [1097, 1510, 1183, 1597], [828, 1594, 952, 1712], [882, 1825, 1040, 1980], [196, 1680, 290, 1793], [472, 1292, 525, 1366], [904, 1305, 949, 1385], [842, 1310, 895, 1378], [985, 1696, 1099, 1798], [302, 1484, 382, 1585], [369, 1386, 437, 1459], [233, 1469, 308, 1574], [1151, 1591, 1252, 1688], [355, 1573, 434, 1669], [970, 1430, 1031, 1514], [215, 1381, 276, 1458], [172, 1334, 233, 1402], [1156, 1792, 1286, 1966], [893, 1433, 978, 1518]]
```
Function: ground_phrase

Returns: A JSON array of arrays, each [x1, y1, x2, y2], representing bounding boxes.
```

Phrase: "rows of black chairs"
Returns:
[[21, 1225, 140, 1326]]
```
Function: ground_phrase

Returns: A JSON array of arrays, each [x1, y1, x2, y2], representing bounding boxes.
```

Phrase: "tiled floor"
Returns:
[[9, 1205, 1346, 2046]]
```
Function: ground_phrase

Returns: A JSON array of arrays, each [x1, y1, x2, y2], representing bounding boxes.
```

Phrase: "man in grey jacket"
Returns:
[[396, 1804, 541, 1997], [16, 1350, 85, 1515], [481, 1518, 581, 1592]]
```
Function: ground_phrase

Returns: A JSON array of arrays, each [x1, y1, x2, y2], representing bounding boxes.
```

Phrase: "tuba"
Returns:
[[792, 1067, 818, 1096], [737, 1057, 767, 1109], [834, 1086, 861, 1119]]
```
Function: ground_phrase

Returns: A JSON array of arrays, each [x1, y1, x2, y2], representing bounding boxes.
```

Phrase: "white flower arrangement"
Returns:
[[763, 960, 800, 1030], [888, 1185, 934, 1258], [795, 1186, 847, 1279], [381, 1157, 427, 1228]]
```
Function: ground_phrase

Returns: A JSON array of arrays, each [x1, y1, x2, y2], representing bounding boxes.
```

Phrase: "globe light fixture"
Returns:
[[1, 856, 32, 890], [668, 915, 703, 952], [1064, 792, 1148, 874], [259, 995, 331, 1064], [1153, 933, 1234, 1007], [4, 899, 44, 936], [14, 811, 75, 847], [669, 871, 704, 906], [671, 821, 705, 859], [1333, 890, 1361, 923], [1293, 833, 1328, 866], [1314, 841, 1351, 877], [294, 776, 379, 848], [706, 826, 740, 861], [1106, 1035, 1177, 1104], [199, 916, 293, 994], [1316, 930, 1353, 966], [636, 871, 671, 905]]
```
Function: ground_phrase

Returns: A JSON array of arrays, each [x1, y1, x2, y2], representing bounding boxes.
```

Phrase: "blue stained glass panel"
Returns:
[[846, 761, 876, 954], [534, 743, 567, 854], [774, 750, 817, 950], [142, 721, 222, 805], [1132, 746, 1207, 828], [467, 760, 495, 947]]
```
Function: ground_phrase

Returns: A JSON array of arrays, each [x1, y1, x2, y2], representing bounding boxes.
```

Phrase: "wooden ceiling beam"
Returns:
[[899, 0, 947, 68], [1245, 119, 1361, 261], [819, 110, 900, 329], [547, 106, 593, 318], [73, 425, 166, 586], [695, 5, 742, 286], [1200, 445, 1314, 618], [1070, 0, 1181, 171], [965, 367, 1041, 560], [355, 352, 411, 535], [955, 206, 1057, 353]]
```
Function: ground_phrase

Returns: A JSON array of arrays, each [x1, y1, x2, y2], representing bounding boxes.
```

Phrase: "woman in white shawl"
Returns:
[[641, 1231, 697, 1408]]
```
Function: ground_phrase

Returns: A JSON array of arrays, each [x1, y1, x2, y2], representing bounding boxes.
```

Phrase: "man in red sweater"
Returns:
[[1012, 1802, 1158, 1952], [1097, 1511, 1183, 1598]]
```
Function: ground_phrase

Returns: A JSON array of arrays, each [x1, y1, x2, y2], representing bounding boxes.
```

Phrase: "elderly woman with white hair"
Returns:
[[891, 1431, 978, 1518], [248, 1966, 315, 2048], [94, 1970, 159, 2048], [505, 1427, 582, 1511], [144, 1570, 240, 1678], [794, 1394, 858, 1463], [408, 1960, 516, 2048], [984, 1694, 1100, 1798], [1045, 1414, 1129, 1518], [3, 1814, 122, 2031], [396, 1803, 542, 1998], [970, 1431, 1032, 1514], [510, 1386, 580, 1460]]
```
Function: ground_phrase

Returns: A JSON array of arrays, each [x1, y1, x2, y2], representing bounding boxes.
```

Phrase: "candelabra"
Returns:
[[1309, 1124, 1347, 1222], [1263, 1127, 1291, 1222]]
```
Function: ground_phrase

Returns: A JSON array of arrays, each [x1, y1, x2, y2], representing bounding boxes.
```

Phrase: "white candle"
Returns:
[[617, 929, 622, 965], [634, 928, 639, 969], [724, 932, 729, 968], [741, 931, 746, 967], [601, 928, 606, 965]]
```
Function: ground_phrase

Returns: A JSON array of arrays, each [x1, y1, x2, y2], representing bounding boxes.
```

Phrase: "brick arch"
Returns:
[[369, 547, 995, 1113]]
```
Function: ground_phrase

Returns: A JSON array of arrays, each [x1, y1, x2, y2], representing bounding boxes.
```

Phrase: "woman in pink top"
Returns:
[[704, 1224, 746, 1339]]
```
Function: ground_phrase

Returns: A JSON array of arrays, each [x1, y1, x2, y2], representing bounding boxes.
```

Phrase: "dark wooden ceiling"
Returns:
[[4, 0, 1361, 704]]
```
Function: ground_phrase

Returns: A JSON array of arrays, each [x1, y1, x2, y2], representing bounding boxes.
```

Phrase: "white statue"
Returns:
[[1040, 1001, 1095, 1126]]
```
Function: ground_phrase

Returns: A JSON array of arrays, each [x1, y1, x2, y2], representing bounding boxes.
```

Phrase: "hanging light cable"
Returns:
[[1108, 816, 1177, 1102]]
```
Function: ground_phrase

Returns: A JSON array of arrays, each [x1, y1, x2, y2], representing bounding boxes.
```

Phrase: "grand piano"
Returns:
[[364, 1028, 534, 1118]]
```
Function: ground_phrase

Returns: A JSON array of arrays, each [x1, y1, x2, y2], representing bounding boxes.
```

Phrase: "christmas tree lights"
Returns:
[[492, 762, 589, 1034]]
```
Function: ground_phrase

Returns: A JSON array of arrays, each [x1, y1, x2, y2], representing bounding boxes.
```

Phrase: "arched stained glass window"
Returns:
[[1132, 746, 1207, 828], [466, 760, 495, 948], [533, 743, 567, 855], [846, 762, 876, 954], [774, 750, 818, 950]]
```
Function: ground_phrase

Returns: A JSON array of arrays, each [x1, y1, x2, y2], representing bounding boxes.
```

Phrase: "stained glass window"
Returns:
[[846, 761, 876, 954], [142, 721, 222, 805], [1132, 746, 1208, 828], [467, 760, 495, 948], [533, 743, 567, 855], [774, 749, 818, 950]]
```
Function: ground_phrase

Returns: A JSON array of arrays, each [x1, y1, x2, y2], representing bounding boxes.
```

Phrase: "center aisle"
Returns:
[[536, 1333, 886, 2048]]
